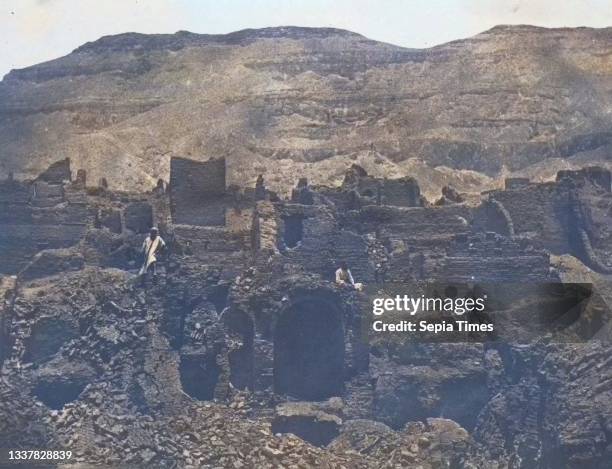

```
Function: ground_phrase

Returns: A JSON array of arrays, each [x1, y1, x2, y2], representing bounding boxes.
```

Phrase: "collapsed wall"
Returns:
[[434, 232, 552, 282], [319, 164, 424, 210], [480, 167, 612, 273], [0, 159, 176, 275], [486, 182, 570, 253], [0, 168, 91, 274]]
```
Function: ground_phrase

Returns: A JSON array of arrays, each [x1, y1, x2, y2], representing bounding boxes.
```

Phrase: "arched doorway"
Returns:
[[179, 353, 220, 401], [274, 298, 344, 400], [222, 309, 255, 390]]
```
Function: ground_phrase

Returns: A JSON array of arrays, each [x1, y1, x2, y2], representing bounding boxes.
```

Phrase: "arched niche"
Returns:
[[222, 308, 255, 390], [274, 296, 344, 400]]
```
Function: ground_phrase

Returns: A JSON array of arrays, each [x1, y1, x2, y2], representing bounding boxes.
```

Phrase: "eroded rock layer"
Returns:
[[1, 26, 611, 198]]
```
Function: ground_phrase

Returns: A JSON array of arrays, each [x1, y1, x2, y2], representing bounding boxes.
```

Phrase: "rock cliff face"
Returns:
[[1, 25, 611, 198]]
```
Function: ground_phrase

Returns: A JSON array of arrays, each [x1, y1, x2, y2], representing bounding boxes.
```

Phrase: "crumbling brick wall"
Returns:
[[0, 162, 92, 274], [433, 232, 551, 282], [252, 201, 279, 253], [331, 230, 374, 283], [565, 186, 612, 273], [343, 204, 472, 262], [173, 225, 250, 268], [557, 167, 611, 192], [226, 208, 253, 234], [169, 157, 227, 226], [345, 205, 471, 239], [279, 204, 338, 278], [489, 182, 570, 253]]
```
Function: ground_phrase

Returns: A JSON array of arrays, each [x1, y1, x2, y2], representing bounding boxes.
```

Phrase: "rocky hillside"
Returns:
[[0, 25, 611, 198]]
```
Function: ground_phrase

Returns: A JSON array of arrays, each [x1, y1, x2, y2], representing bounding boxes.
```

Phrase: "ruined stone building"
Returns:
[[0, 156, 611, 467]]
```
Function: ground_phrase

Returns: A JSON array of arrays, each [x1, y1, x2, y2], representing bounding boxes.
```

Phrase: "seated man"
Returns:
[[139, 227, 166, 276], [335, 261, 364, 291]]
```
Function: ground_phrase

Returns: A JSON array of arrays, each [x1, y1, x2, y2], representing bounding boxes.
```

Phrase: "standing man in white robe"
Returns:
[[139, 227, 166, 276]]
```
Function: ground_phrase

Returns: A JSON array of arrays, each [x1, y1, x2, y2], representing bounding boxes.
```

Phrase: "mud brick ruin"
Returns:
[[1, 157, 611, 466]]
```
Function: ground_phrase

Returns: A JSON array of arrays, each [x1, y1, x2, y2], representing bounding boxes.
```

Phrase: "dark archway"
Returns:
[[23, 317, 78, 364], [282, 215, 304, 248], [179, 353, 220, 401], [33, 377, 86, 410], [274, 298, 344, 400], [222, 309, 255, 390], [209, 284, 230, 314]]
